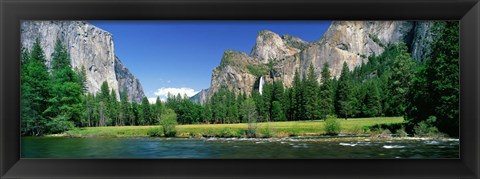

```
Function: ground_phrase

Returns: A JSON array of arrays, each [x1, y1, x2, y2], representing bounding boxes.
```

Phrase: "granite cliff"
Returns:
[[21, 21, 145, 102], [192, 21, 435, 104]]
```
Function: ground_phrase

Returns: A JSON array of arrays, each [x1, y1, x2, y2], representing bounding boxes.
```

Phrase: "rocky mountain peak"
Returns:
[[250, 30, 301, 63], [282, 34, 309, 50], [194, 21, 436, 104], [218, 50, 254, 69]]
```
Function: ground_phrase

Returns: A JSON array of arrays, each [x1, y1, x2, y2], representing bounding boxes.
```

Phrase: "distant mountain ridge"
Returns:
[[191, 21, 434, 104]]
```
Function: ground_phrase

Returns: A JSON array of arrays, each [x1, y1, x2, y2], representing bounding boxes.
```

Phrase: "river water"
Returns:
[[21, 136, 459, 158]]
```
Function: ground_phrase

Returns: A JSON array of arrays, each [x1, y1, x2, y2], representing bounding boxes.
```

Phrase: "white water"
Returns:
[[383, 145, 406, 149], [259, 76, 265, 95]]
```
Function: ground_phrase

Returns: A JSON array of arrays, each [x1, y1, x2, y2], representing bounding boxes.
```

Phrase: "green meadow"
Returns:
[[61, 117, 403, 138]]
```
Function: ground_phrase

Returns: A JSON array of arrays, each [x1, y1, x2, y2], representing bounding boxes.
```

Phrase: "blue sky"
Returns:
[[88, 21, 331, 102]]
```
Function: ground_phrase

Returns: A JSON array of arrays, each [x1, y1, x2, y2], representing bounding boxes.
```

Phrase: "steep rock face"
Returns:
[[263, 54, 301, 87], [296, 21, 414, 79], [209, 51, 259, 96], [410, 21, 435, 61], [196, 21, 435, 103], [114, 57, 145, 102], [190, 89, 209, 104], [21, 21, 145, 102]]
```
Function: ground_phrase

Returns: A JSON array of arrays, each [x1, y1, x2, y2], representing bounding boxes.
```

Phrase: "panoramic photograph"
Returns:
[[20, 20, 459, 158]]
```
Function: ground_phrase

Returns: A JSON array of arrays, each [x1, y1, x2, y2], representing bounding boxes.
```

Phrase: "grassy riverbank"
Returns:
[[60, 117, 403, 138]]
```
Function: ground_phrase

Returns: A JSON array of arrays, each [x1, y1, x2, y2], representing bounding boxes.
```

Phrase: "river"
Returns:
[[21, 136, 459, 158]]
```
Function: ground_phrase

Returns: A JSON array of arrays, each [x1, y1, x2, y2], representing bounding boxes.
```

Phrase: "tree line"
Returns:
[[21, 21, 458, 137]]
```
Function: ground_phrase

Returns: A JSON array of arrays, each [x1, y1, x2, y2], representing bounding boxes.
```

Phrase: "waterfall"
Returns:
[[259, 76, 265, 95]]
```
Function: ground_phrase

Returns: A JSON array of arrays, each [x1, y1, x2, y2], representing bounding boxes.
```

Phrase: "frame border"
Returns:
[[1, 0, 479, 178]]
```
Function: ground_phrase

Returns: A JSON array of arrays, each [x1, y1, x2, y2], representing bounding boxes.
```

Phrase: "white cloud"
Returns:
[[147, 97, 165, 104], [153, 87, 199, 101]]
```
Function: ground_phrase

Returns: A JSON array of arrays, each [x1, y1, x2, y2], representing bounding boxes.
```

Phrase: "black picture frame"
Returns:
[[1, 0, 479, 178]]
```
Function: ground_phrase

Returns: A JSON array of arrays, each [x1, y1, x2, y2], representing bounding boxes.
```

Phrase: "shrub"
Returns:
[[324, 118, 341, 135], [397, 127, 409, 137], [361, 126, 371, 133], [368, 123, 403, 134], [147, 127, 162, 137], [245, 127, 257, 138], [219, 127, 239, 138], [414, 122, 439, 137], [259, 125, 273, 138], [160, 108, 178, 137], [47, 114, 75, 134], [241, 98, 258, 138], [413, 116, 445, 137]]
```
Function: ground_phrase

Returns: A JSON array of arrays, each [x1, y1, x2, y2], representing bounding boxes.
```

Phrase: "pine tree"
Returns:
[[154, 96, 163, 122], [319, 62, 334, 119], [262, 82, 273, 121], [51, 39, 70, 71], [272, 81, 285, 103], [92, 94, 101, 126], [284, 88, 294, 121], [251, 91, 265, 122], [76, 66, 88, 93], [385, 43, 416, 116], [44, 39, 83, 133], [211, 88, 227, 123], [304, 64, 320, 120], [292, 69, 304, 120], [241, 98, 258, 137], [21, 41, 51, 135], [98, 81, 111, 126], [273, 81, 287, 121], [202, 103, 213, 123], [84, 93, 96, 127], [109, 89, 119, 126], [362, 82, 382, 117], [225, 91, 238, 123], [119, 90, 130, 126], [271, 101, 286, 121], [130, 102, 139, 126], [30, 38, 47, 64], [237, 92, 246, 123], [140, 97, 151, 125], [336, 62, 354, 119]]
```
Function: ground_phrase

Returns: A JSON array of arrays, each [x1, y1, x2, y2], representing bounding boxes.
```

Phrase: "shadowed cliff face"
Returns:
[[193, 21, 435, 104], [21, 21, 145, 102], [114, 56, 146, 102], [410, 21, 436, 61]]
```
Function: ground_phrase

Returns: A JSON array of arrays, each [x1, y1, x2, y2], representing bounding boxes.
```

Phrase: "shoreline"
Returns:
[[36, 117, 454, 140], [41, 133, 458, 141]]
